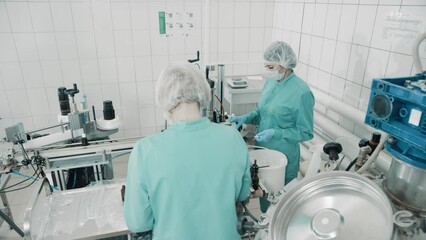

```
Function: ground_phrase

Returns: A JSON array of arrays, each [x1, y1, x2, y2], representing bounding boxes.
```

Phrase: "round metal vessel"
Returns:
[[384, 158, 426, 212], [269, 171, 394, 240]]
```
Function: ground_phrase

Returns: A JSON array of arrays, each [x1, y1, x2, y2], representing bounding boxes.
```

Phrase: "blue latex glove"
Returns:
[[229, 115, 247, 129], [255, 129, 275, 143]]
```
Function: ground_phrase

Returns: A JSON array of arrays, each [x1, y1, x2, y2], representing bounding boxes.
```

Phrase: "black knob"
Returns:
[[58, 87, 70, 116], [103, 100, 115, 120], [371, 132, 381, 143], [250, 160, 260, 190], [323, 142, 342, 161]]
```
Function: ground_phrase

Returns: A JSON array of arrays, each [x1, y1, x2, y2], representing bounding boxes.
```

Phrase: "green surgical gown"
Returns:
[[245, 72, 314, 183], [124, 117, 251, 240]]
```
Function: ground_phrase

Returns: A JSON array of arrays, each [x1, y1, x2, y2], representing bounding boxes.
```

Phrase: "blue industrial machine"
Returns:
[[365, 72, 426, 169], [365, 71, 426, 239]]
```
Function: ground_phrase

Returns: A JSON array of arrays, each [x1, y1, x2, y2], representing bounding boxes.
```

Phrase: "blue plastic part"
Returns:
[[365, 71, 426, 169]]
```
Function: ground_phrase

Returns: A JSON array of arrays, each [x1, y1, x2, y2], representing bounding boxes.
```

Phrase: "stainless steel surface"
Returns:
[[24, 179, 129, 240], [269, 171, 394, 240], [384, 158, 426, 212]]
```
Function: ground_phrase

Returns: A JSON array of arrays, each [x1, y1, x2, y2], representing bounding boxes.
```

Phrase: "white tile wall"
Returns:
[[3, 0, 421, 140], [234, 2, 250, 28], [111, 2, 132, 31], [133, 31, 151, 57], [41, 61, 63, 88], [29, 3, 54, 32], [312, 4, 328, 37], [386, 53, 414, 78], [6, 89, 31, 116], [75, 32, 97, 59], [21, 61, 44, 89], [27, 88, 50, 115], [137, 81, 155, 106], [337, 5, 358, 43], [114, 31, 134, 57], [92, 2, 113, 32], [0, 3, 11, 33], [71, 2, 93, 32], [15, 33, 39, 62], [98, 58, 118, 83], [50, 2, 74, 32], [134, 57, 153, 82], [251, 2, 266, 28], [273, 1, 424, 139], [35, 33, 59, 61], [1, 62, 25, 90], [320, 39, 336, 73], [218, 2, 234, 28], [117, 57, 135, 83], [352, 5, 377, 47], [80, 59, 100, 85], [363, 48, 389, 87], [324, 4, 342, 40], [332, 41, 351, 78], [347, 44, 369, 85], [95, 31, 116, 58], [139, 106, 156, 128], [6, 2, 33, 33], [0, 33, 18, 61], [61, 59, 82, 86], [56, 32, 78, 60]]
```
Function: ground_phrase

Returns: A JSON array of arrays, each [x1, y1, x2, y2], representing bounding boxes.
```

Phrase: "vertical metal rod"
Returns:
[[54, 170, 61, 190], [0, 210, 24, 237], [58, 170, 66, 190], [93, 166, 99, 182]]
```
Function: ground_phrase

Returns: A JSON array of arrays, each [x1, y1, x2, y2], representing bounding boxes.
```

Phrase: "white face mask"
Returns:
[[263, 63, 286, 81], [267, 71, 285, 81]]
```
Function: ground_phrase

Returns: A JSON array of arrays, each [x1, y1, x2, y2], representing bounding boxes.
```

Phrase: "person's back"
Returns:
[[125, 118, 250, 240], [124, 63, 250, 240]]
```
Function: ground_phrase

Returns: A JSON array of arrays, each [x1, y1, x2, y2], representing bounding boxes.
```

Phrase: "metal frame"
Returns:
[[0, 174, 14, 229]]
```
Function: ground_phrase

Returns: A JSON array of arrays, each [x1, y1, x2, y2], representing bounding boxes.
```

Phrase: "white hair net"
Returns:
[[156, 63, 211, 113], [263, 41, 298, 69]]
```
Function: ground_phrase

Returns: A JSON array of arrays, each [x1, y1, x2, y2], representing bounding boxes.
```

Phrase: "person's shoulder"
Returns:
[[136, 132, 165, 150], [290, 74, 312, 94], [210, 123, 244, 139]]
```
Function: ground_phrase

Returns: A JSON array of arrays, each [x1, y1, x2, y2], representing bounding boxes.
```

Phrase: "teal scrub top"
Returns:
[[124, 117, 251, 240], [245, 72, 314, 183]]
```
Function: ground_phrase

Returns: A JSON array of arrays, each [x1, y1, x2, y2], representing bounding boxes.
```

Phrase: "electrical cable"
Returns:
[[345, 157, 358, 171], [0, 168, 41, 193], [243, 203, 259, 223], [1, 168, 39, 191], [10, 170, 58, 191], [111, 152, 131, 160], [214, 95, 225, 115]]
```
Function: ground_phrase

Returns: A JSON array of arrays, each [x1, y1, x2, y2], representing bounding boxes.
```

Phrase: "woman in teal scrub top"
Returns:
[[230, 41, 314, 212], [124, 63, 251, 240]]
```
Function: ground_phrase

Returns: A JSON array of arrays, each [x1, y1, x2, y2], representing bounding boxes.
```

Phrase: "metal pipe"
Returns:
[[217, 64, 225, 105], [311, 88, 381, 135], [0, 208, 24, 237], [314, 112, 358, 142], [412, 31, 426, 75], [300, 144, 312, 162], [26, 123, 69, 134]]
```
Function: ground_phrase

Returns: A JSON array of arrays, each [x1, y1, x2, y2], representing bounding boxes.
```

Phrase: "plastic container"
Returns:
[[249, 149, 287, 193]]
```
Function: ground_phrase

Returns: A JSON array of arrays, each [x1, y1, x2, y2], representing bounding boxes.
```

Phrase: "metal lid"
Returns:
[[269, 171, 394, 240]]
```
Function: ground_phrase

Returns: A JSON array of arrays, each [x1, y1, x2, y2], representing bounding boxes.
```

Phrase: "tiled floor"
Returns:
[[1, 155, 262, 239]]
